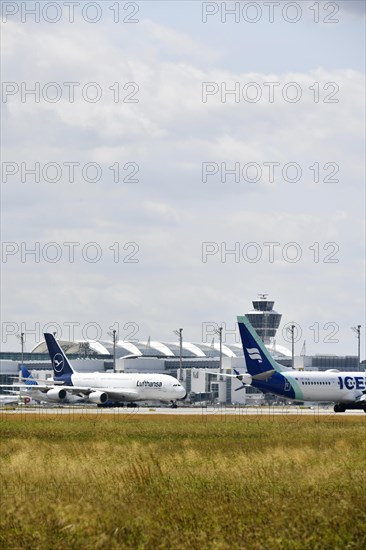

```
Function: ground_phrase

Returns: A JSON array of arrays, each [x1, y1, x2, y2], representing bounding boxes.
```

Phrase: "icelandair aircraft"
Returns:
[[40, 333, 187, 407], [219, 316, 366, 413]]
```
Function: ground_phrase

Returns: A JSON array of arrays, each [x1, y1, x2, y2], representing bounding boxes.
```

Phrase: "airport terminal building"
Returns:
[[0, 296, 362, 404]]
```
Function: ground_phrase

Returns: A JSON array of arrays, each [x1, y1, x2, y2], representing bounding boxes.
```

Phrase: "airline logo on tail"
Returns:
[[237, 315, 285, 377], [246, 348, 262, 363], [53, 354, 64, 373], [44, 333, 74, 384]]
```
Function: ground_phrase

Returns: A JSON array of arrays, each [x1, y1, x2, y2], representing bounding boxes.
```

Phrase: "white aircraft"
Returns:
[[0, 384, 32, 406], [36, 333, 187, 407], [0, 391, 32, 406], [214, 316, 366, 413]]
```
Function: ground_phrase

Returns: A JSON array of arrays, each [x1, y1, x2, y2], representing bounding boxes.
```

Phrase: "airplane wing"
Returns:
[[205, 371, 253, 384], [0, 383, 53, 390], [205, 369, 275, 382], [205, 371, 242, 378], [1, 383, 139, 401], [99, 388, 140, 401]]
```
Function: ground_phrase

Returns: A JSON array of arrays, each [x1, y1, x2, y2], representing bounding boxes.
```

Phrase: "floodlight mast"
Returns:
[[16, 332, 25, 380], [214, 326, 223, 377], [16, 332, 24, 364], [351, 325, 361, 371], [173, 328, 183, 381], [107, 329, 118, 373], [286, 324, 295, 370]]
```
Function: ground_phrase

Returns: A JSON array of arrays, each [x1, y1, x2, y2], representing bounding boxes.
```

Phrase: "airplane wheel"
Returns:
[[334, 404, 346, 413]]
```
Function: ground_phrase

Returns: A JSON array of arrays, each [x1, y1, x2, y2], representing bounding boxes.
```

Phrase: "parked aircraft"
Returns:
[[43, 333, 186, 407], [0, 394, 31, 406], [215, 316, 366, 413]]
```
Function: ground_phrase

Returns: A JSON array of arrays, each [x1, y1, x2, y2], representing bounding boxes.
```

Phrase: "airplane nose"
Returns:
[[179, 387, 187, 399]]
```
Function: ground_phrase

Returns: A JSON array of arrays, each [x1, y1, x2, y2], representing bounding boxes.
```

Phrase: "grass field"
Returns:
[[0, 411, 365, 549]]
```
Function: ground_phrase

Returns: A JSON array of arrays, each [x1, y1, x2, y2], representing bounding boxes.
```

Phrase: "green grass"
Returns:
[[0, 412, 365, 549]]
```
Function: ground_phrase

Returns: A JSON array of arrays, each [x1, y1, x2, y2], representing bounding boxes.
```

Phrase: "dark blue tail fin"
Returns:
[[21, 366, 38, 386], [237, 316, 286, 377], [44, 333, 74, 382]]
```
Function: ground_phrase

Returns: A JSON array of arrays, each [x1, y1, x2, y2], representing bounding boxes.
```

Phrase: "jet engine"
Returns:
[[46, 388, 67, 401], [88, 391, 108, 404]]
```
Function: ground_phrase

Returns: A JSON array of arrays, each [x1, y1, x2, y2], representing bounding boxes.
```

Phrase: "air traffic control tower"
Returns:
[[246, 294, 282, 344]]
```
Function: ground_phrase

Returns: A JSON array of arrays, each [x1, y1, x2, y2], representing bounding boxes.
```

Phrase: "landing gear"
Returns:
[[170, 401, 178, 409], [127, 402, 138, 408], [334, 403, 346, 413]]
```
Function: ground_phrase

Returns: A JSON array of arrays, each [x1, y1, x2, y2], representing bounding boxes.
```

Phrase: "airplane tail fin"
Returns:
[[237, 316, 286, 377], [44, 333, 74, 382], [20, 366, 38, 386]]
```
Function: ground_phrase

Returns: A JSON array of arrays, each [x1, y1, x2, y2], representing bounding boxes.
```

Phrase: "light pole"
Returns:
[[174, 328, 183, 381], [214, 326, 223, 377], [16, 332, 24, 366], [351, 325, 361, 371], [286, 324, 295, 370], [113, 329, 116, 373], [21, 332, 24, 366], [108, 330, 118, 373]]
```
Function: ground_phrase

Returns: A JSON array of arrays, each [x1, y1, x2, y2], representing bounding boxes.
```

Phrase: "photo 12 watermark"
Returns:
[[201, 241, 340, 264], [2, 81, 140, 104], [201, 320, 341, 346], [201, 161, 340, 184], [1, 320, 140, 345], [201, 2, 340, 24], [202, 81, 340, 103], [1, 1, 140, 24], [2, 161, 140, 184], [1, 241, 140, 264]]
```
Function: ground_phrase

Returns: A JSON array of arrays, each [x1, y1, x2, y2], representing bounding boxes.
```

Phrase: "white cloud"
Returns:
[[1, 13, 365, 356]]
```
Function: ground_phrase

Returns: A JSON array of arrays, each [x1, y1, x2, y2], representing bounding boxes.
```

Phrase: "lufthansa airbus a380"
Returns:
[[218, 316, 366, 413], [3, 333, 186, 407]]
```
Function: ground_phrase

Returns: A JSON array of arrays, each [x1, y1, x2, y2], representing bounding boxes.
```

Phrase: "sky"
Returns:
[[1, 0, 365, 357]]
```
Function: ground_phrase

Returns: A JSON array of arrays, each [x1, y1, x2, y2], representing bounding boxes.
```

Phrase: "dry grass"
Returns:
[[0, 411, 365, 549]]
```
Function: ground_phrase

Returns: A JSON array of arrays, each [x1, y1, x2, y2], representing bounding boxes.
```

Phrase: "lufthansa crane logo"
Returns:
[[53, 353, 64, 373], [246, 347, 263, 363]]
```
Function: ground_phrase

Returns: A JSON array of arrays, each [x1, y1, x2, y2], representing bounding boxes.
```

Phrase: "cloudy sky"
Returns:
[[1, 0, 365, 356]]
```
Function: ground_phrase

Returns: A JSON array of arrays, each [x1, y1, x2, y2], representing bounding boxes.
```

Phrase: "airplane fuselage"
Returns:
[[68, 372, 186, 402], [252, 370, 366, 404]]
